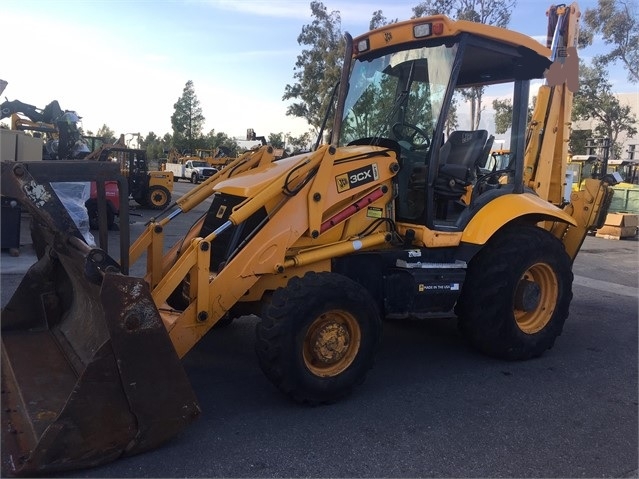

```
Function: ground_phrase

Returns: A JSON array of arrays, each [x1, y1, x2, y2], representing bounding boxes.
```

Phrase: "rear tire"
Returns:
[[456, 225, 573, 360], [147, 186, 171, 210], [256, 272, 382, 404]]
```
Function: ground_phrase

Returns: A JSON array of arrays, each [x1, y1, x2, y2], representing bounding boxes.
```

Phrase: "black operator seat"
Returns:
[[435, 130, 493, 198]]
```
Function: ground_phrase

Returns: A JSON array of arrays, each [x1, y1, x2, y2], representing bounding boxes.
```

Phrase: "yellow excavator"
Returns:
[[1, 3, 617, 476]]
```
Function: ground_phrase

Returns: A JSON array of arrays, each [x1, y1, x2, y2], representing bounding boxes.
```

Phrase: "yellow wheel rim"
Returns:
[[303, 310, 361, 377], [514, 262, 558, 334], [150, 189, 168, 207]]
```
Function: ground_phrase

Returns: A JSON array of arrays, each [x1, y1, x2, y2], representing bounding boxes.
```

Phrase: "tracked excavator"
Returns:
[[1, 3, 617, 475]]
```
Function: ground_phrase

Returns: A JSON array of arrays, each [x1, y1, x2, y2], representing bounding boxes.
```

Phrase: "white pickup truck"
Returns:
[[163, 160, 218, 184]]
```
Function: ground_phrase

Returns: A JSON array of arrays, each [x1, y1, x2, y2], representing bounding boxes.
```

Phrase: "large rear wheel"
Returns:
[[455, 224, 573, 360], [256, 272, 382, 404], [147, 186, 171, 210]]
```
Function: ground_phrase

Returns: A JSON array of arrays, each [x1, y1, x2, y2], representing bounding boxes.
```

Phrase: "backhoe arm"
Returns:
[[523, 3, 580, 206], [523, 3, 615, 259], [551, 177, 615, 260]]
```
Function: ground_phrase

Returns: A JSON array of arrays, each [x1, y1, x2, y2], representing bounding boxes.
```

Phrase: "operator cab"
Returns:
[[337, 26, 551, 230]]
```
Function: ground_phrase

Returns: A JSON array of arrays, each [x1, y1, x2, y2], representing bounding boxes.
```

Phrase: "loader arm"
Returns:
[[147, 144, 397, 358], [1, 99, 46, 123], [0, 99, 69, 135], [129, 145, 278, 286]]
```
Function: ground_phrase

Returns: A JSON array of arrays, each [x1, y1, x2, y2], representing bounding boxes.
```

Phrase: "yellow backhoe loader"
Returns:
[[1, 3, 617, 476]]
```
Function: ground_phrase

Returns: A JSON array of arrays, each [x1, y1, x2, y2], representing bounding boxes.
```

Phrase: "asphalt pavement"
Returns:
[[1, 183, 637, 478]]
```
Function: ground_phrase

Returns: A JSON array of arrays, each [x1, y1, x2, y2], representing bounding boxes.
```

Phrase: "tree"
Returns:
[[204, 129, 239, 157], [140, 131, 168, 161], [171, 80, 205, 153], [369, 10, 397, 30], [569, 129, 592, 156], [492, 97, 536, 135], [286, 131, 313, 153], [283, 2, 345, 132], [268, 132, 286, 149], [579, 0, 638, 84], [412, 0, 514, 25], [445, 95, 460, 136], [141, 131, 158, 147], [492, 98, 513, 135], [341, 73, 401, 141], [572, 60, 638, 158], [370, 10, 386, 30], [412, 0, 516, 129], [95, 124, 116, 143]]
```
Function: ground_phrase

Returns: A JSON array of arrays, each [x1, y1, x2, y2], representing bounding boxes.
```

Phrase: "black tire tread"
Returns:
[[256, 271, 382, 405], [455, 224, 573, 360]]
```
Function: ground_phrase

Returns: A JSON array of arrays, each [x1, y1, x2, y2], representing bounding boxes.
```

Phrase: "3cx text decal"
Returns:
[[335, 163, 379, 193]]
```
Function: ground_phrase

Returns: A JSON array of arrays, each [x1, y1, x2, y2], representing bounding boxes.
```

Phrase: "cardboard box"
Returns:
[[0, 129, 18, 161], [0, 129, 43, 161], [595, 213, 639, 240], [602, 212, 638, 227], [16, 133, 43, 161]]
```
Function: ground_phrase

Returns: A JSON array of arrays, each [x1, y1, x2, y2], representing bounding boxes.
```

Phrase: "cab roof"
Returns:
[[352, 15, 553, 86]]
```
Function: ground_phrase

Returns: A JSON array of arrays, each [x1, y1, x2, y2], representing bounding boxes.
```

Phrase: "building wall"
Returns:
[[572, 91, 639, 160]]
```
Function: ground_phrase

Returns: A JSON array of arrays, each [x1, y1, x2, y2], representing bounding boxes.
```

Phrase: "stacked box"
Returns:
[[0, 129, 43, 161], [595, 213, 639, 240]]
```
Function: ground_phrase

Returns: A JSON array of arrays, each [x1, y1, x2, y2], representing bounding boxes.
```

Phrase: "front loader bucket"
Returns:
[[1, 162, 200, 476]]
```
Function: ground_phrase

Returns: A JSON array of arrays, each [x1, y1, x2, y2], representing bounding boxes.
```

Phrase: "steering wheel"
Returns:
[[471, 168, 514, 202], [392, 122, 431, 150]]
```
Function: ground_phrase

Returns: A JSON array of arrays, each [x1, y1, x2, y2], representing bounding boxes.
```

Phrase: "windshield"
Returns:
[[192, 161, 209, 167], [339, 42, 458, 146]]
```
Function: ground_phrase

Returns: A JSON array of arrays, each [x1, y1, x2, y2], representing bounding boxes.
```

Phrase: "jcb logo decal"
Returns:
[[336, 176, 349, 191], [336, 164, 379, 193]]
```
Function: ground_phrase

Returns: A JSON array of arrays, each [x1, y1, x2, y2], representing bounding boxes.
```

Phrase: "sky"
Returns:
[[2, 0, 636, 144]]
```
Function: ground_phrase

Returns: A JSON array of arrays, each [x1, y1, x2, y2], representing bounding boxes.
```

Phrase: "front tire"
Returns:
[[191, 173, 199, 184], [456, 225, 573, 360], [256, 272, 382, 404]]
